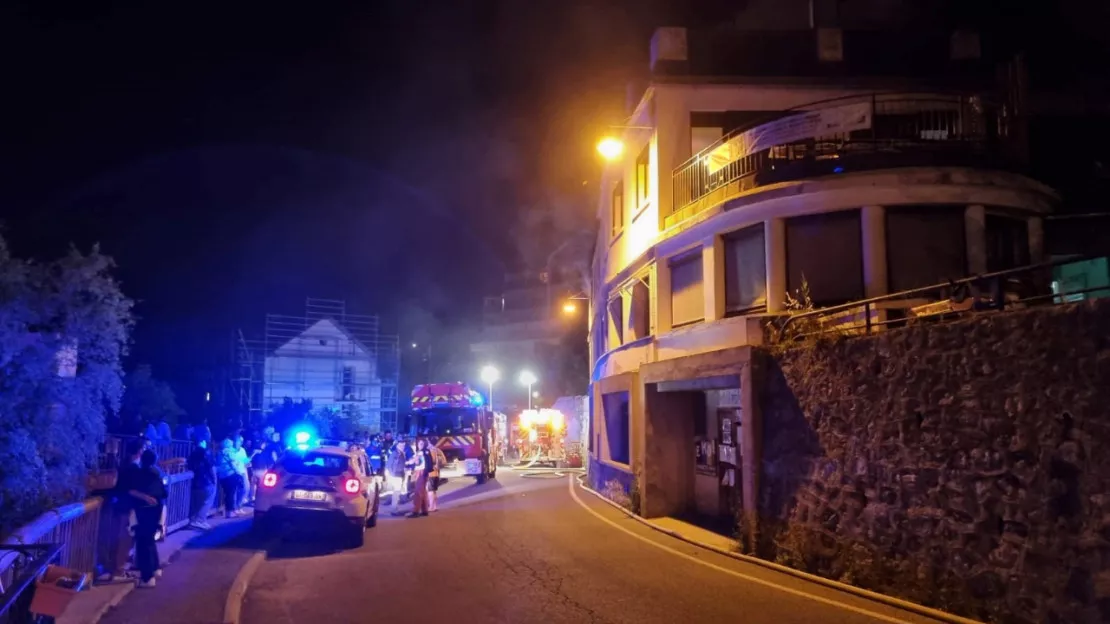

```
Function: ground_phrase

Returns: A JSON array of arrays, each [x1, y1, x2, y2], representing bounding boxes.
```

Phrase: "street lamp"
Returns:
[[480, 365, 500, 411], [562, 301, 577, 314], [519, 370, 537, 410], [596, 137, 624, 161]]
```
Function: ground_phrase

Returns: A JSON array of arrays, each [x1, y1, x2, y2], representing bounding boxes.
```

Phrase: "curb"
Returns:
[[222, 550, 266, 624], [574, 474, 982, 624]]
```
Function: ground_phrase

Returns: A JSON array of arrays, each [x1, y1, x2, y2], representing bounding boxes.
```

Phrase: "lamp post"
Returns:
[[519, 370, 537, 410], [480, 365, 500, 412]]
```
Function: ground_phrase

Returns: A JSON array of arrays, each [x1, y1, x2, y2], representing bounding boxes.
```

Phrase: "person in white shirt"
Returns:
[[232, 433, 256, 508]]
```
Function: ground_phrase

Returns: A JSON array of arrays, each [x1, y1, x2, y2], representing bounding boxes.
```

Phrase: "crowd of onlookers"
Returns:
[[95, 423, 454, 589]]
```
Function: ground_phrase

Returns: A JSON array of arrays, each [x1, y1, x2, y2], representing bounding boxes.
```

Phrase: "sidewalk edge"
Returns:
[[574, 474, 982, 624]]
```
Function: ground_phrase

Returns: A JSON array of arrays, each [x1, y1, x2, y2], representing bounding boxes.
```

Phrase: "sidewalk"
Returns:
[[58, 514, 248, 624]]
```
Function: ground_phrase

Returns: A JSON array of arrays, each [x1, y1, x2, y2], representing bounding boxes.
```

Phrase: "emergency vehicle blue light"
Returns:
[[294, 431, 312, 445], [469, 391, 484, 407]]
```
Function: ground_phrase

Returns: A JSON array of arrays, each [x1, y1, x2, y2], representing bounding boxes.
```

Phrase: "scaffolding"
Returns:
[[230, 298, 400, 433]]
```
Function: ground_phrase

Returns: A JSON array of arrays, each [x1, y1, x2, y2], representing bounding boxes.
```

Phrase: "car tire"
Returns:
[[347, 524, 365, 549]]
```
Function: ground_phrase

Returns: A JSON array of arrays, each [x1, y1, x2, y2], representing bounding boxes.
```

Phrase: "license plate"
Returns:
[[292, 490, 326, 502]]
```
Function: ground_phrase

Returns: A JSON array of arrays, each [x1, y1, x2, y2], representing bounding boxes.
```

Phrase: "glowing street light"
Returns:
[[519, 370, 537, 410], [562, 301, 577, 314], [596, 136, 624, 161], [480, 365, 500, 411]]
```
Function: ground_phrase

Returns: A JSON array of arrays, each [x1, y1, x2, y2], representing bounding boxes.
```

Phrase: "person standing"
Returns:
[[233, 432, 255, 507], [187, 440, 216, 530], [406, 438, 433, 518], [131, 450, 168, 588], [250, 438, 279, 502], [193, 418, 213, 448], [216, 439, 244, 518], [386, 441, 407, 516], [427, 442, 447, 512], [98, 439, 143, 583]]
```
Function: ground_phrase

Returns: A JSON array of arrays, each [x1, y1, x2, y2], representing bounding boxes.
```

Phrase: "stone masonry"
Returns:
[[757, 298, 1110, 623]]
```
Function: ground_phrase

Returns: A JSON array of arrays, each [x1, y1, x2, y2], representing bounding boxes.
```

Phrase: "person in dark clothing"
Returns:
[[187, 440, 217, 530], [99, 439, 144, 582], [250, 439, 279, 502], [132, 450, 168, 587]]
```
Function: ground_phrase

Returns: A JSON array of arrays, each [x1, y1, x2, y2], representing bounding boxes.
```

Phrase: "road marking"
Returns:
[[566, 476, 916, 624], [223, 549, 266, 624]]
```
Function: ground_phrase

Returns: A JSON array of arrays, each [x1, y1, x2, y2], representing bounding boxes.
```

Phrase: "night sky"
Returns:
[[0, 1, 678, 398], [1, 1, 1107, 404]]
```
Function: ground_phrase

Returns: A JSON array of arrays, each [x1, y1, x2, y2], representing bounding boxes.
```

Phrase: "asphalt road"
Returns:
[[233, 470, 948, 624]]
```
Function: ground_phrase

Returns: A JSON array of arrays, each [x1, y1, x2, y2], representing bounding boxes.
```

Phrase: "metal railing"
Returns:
[[775, 255, 1108, 342], [0, 544, 62, 624], [670, 92, 1011, 229], [0, 468, 206, 622], [98, 435, 193, 474]]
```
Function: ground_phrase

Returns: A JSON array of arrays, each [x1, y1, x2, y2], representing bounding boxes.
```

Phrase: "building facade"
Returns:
[[471, 270, 585, 410], [587, 25, 1057, 521]]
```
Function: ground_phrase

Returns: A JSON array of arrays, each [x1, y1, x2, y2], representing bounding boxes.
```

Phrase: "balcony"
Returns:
[[668, 92, 1022, 230]]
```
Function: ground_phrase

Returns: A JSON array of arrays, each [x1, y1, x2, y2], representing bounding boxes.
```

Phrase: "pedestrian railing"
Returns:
[[0, 543, 63, 624], [98, 435, 194, 473], [0, 469, 203, 623], [774, 255, 1109, 343]]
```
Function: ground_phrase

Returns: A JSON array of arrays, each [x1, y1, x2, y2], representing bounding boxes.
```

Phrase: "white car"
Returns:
[[253, 445, 381, 547]]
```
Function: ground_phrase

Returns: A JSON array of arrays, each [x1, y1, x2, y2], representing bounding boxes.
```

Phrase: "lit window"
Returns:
[[636, 145, 650, 206], [611, 181, 624, 237]]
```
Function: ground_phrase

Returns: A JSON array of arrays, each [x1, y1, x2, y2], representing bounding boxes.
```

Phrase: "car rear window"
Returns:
[[282, 452, 349, 476]]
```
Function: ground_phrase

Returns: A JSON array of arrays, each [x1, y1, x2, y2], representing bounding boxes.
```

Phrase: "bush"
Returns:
[[0, 238, 133, 536]]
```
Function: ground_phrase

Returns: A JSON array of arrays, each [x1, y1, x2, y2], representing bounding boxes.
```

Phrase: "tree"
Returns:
[[0, 237, 134, 535], [119, 364, 185, 432]]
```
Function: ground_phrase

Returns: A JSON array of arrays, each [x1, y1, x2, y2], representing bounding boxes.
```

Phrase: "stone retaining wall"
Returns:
[[757, 299, 1110, 623]]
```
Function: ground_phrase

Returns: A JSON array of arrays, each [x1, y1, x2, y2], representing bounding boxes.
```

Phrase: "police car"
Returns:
[[253, 444, 381, 548]]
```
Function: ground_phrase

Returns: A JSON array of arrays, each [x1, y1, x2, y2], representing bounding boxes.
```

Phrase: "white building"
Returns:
[[587, 24, 1057, 522], [264, 318, 383, 422]]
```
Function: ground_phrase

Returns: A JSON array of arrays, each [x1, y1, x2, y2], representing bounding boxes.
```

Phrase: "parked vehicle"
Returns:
[[253, 445, 381, 548], [410, 382, 499, 484]]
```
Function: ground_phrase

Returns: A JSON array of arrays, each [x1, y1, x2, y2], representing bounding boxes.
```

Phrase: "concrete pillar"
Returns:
[[965, 205, 987, 274], [1028, 216, 1045, 263], [738, 356, 763, 548], [861, 205, 888, 297], [703, 236, 726, 322], [765, 218, 787, 312], [654, 260, 673, 335], [630, 373, 646, 492], [654, 89, 689, 227], [642, 384, 698, 518], [590, 383, 606, 465]]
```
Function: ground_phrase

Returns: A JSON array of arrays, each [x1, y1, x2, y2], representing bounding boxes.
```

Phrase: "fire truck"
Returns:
[[410, 382, 498, 483], [516, 408, 566, 466]]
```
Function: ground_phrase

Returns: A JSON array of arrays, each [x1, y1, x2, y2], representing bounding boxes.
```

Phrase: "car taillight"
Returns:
[[262, 472, 278, 487], [344, 478, 361, 494]]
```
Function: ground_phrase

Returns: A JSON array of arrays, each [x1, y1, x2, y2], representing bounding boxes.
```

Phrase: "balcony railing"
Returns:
[[669, 92, 1016, 229]]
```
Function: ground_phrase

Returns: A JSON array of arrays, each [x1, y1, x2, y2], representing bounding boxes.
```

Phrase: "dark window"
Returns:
[[670, 252, 704, 326], [636, 145, 650, 206], [629, 276, 652, 339], [886, 206, 967, 292], [724, 224, 767, 312], [786, 210, 864, 306], [603, 392, 630, 464], [611, 181, 624, 236], [341, 366, 355, 399], [607, 296, 624, 348], [281, 452, 350, 477], [985, 215, 1030, 272]]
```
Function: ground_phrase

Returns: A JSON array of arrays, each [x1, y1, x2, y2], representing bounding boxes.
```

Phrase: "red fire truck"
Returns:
[[410, 382, 498, 484]]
